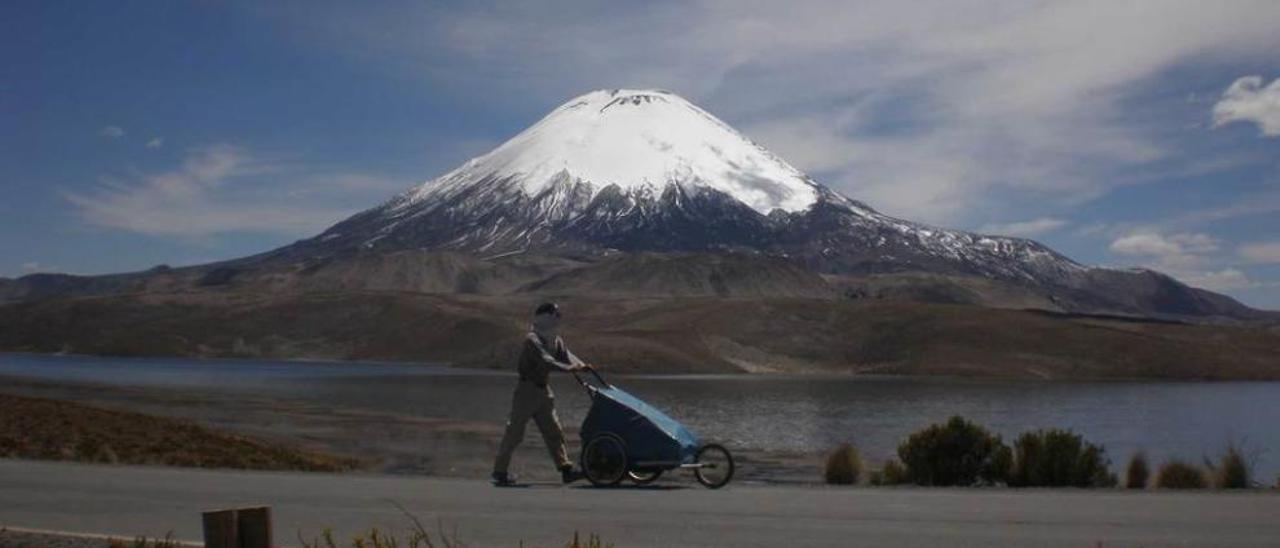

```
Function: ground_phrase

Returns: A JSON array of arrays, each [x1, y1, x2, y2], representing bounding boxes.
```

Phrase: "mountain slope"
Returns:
[[4, 292, 1279, 379]]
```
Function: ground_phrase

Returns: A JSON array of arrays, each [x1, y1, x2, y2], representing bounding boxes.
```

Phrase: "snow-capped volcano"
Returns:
[[306, 88, 1064, 279], [276, 88, 1261, 321], [406, 89, 819, 214], [3, 89, 1273, 376]]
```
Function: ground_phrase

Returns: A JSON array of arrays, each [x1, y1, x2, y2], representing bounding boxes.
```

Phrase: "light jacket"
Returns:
[[517, 332, 583, 387]]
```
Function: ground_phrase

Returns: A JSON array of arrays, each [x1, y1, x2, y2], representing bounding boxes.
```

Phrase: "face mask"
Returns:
[[533, 314, 561, 340]]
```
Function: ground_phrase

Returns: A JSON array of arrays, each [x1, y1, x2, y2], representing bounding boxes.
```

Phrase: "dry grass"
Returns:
[[1154, 460, 1207, 489], [107, 532, 179, 548], [299, 502, 465, 548], [0, 393, 358, 471], [1125, 451, 1149, 489], [564, 531, 614, 548], [1212, 443, 1252, 489], [870, 459, 908, 486], [296, 502, 613, 548], [296, 528, 446, 548], [824, 443, 862, 485]]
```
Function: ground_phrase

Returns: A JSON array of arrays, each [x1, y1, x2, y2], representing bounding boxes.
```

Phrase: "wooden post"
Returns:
[[237, 506, 273, 548], [202, 509, 237, 548], [202, 506, 272, 548]]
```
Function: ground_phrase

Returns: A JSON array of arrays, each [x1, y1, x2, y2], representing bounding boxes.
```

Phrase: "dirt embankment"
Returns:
[[0, 392, 357, 471]]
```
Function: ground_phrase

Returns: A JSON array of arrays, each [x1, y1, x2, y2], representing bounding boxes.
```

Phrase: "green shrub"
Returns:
[[897, 416, 1011, 486], [1125, 451, 1149, 489], [1155, 460, 1207, 489], [1007, 428, 1116, 488], [1213, 444, 1251, 489], [825, 443, 862, 485]]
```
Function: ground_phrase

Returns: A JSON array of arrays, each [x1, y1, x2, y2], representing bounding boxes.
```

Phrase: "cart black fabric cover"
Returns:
[[580, 386, 699, 466]]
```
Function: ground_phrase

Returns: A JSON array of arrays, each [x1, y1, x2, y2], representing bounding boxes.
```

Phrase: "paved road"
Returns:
[[2, 460, 1278, 547]]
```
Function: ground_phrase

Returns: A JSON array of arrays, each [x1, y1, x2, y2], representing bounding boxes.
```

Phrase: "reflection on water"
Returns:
[[3, 353, 1279, 481]]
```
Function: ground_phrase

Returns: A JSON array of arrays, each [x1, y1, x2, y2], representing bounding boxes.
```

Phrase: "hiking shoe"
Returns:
[[561, 466, 583, 484], [491, 471, 517, 487]]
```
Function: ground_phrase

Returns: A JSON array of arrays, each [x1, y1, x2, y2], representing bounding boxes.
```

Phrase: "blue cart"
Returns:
[[572, 368, 734, 488]]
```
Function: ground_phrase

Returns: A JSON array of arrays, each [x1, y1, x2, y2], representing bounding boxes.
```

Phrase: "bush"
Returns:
[[1007, 429, 1116, 488], [1155, 460, 1207, 489], [897, 416, 1011, 486], [1125, 451, 1149, 489], [1213, 444, 1251, 489], [882, 459, 908, 485], [825, 443, 862, 485], [870, 459, 908, 486]]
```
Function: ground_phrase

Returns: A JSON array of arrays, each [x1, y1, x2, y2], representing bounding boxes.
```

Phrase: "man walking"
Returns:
[[492, 302, 591, 486]]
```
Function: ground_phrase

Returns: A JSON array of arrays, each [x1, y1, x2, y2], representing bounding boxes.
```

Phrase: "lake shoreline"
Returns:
[[6, 372, 1279, 489], [3, 351, 1273, 384], [3, 353, 1279, 485]]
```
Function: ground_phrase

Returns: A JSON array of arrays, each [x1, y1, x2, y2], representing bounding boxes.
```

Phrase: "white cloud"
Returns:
[[99, 126, 126, 139], [1087, 205, 1280, 298], [63, 144, 402, 237], [978, 218, 1069, 238], [1111, 231, 1218, 257], [1105, 230, 1266, 292], [1212, 76, 1280, 137], [1110, 231, 1222, 274], [1239, 242, 1280, 264], [1112, 233, 1182, 257], [20, 262, 60, 275], [251, 1, 1280, 225], [146, 137, 164, 148], [1171, 268, 1255, 292]]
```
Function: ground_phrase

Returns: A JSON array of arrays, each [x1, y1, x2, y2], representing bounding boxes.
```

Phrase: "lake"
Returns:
[[2, 353, 1278, 483]]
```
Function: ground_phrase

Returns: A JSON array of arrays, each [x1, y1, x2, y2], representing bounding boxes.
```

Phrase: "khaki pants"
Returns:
[[493, 381, 572, 474]]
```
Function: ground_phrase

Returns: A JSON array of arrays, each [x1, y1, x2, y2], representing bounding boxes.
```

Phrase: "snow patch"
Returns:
[[407, 89, 819, 215]]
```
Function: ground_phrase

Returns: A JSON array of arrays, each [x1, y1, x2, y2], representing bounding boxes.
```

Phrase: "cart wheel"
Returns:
[[694, 443, 734, 489], [627, 469, 663, 485], [581, 434, 628, 487]]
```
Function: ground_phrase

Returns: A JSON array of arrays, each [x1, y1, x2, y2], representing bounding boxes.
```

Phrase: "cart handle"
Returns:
[[571, 364, 611, 391]]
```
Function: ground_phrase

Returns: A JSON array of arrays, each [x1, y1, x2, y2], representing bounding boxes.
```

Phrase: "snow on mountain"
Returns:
[[299, 88, 1089, 280], [403, 89, 820, 215]]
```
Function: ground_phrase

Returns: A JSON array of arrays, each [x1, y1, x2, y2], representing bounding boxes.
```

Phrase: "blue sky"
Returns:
[[3, 1, 1279, 308]]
